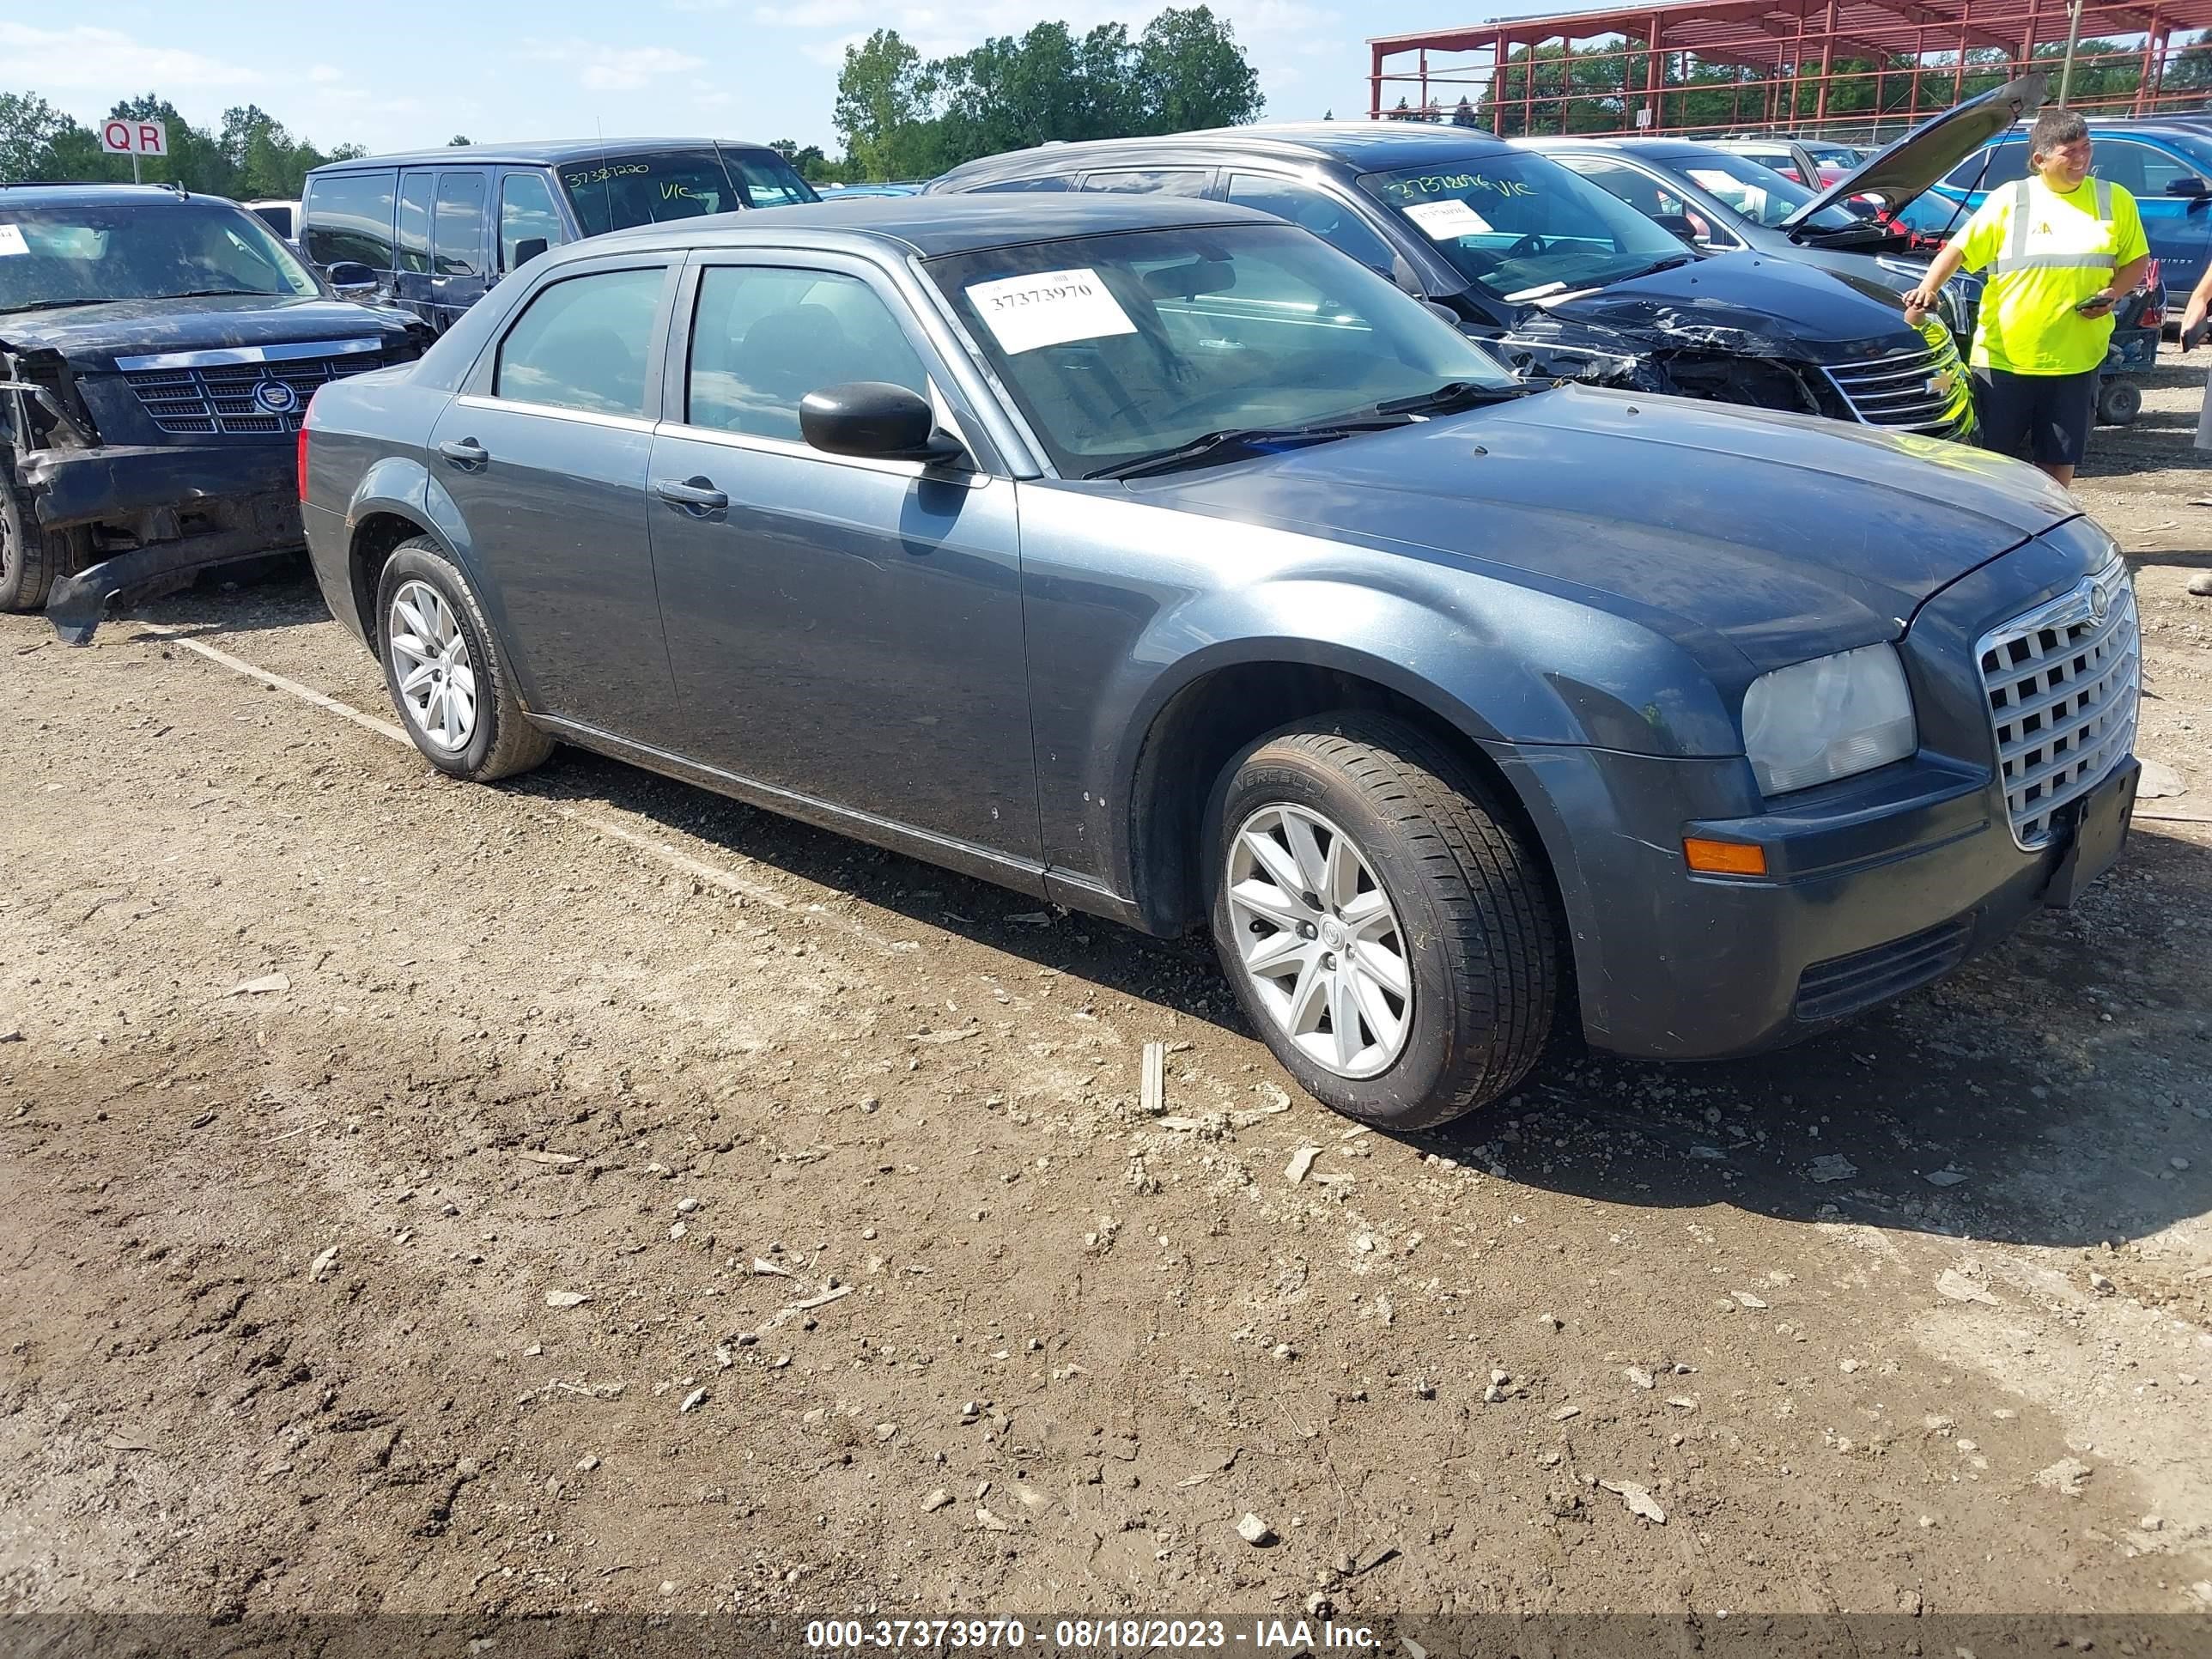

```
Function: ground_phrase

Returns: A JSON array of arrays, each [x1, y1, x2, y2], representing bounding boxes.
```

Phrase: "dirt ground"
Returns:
[[3, 352, 2209, 1631]]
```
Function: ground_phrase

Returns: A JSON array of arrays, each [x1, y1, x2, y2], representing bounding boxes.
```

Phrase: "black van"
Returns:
[[928, 124, 1976, 440], [300, 140, 817, 331]]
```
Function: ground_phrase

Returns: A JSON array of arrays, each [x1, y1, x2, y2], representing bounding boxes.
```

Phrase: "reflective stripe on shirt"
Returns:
[[1990, 177, 2119, 274]]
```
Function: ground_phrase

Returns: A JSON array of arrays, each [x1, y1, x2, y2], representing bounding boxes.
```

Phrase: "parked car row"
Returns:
[[3, 108, 2146, 1131]]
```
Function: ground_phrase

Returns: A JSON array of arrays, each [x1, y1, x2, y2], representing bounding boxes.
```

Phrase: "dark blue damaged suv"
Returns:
[[296, 195, 2142, 1128]]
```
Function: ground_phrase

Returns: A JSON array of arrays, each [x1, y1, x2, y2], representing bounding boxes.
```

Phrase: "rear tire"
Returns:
[[374, 537, 553, 782], [2094, 377, 2142, 427], [1205, 713, 1559, 1130]]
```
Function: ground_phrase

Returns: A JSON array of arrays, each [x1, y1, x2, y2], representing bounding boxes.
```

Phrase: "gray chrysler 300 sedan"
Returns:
[[297, 196, 2142, 1128]]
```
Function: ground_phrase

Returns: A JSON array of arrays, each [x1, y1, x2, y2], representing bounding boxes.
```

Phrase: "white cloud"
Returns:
[[307, 64, 346, 84], [0, 22, 256, 91], [532, 42, 709, 92], [753, 0, 874, 27]]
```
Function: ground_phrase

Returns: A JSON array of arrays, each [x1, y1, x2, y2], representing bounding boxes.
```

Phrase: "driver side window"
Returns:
[[1225, 173, 1400, 274], [685, 265, 931, 441], [1561, 158, 1733, 248]]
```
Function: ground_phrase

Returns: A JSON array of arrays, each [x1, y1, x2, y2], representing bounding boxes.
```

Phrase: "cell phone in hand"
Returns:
[[2075, 292, 2114, 315], [2186, 319, 2211, 350]]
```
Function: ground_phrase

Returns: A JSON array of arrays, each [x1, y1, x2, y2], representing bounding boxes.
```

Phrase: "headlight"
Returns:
[[1742, 644, 1917, 795]]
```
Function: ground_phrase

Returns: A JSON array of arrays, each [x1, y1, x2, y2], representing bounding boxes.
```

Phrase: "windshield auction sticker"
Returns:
[[0, 224, 27, 257], [965, 268, 1137, 354], [1401, 198, 1492, 240]]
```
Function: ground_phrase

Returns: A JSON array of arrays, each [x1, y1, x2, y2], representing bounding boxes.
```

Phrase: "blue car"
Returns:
[[1912, 116, 2212, 298]]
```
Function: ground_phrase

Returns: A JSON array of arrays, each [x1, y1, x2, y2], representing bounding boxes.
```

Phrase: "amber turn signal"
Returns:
[[1682, 836, 1768, 877]]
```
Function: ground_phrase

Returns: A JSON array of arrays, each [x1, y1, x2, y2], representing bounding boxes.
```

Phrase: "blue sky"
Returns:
[[0, 0, 1564, 158]]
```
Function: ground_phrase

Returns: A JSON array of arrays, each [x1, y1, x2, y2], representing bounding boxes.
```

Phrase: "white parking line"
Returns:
[[144, 625, 409, 744], [142, 623, 905, 952]]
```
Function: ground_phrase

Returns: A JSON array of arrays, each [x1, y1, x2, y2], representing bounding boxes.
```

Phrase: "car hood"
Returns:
[[1519, 252, 1917, 363], [1786, 72, 2046, 227], [0, 295, 416, 369], [1140, 385, 2076, 674]]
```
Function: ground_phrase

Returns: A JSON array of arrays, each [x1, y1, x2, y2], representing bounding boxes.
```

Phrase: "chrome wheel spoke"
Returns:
[[1281, 811, 1330, 898], [1285, 952, 1329, 1036], [1322, 831, 1363, 912], [1352, 938, 1410, 999], [1348, 963, 1406, 1053], [1341, 888, 1390, 928], [398, 661, 439, 697], [1242, 928, 1310, 978], [1238, 819, 1313, 908], [1228, 875, 1307, 931], [1328, 970, 1365, 1071]]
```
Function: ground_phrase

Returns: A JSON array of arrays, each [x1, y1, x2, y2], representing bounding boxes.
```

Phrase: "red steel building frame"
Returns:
[[1370, 0, 2212, 137]]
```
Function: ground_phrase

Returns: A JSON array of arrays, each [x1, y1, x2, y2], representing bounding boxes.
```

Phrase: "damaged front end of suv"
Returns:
[[1, 185, 428, 642]]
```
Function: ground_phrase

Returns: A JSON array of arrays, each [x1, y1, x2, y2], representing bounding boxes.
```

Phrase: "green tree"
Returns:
[[1134, 7, 1261, 132], [835, 29, 935, 179], [448, 134, 472, 146], [0, 91, 89, 183]]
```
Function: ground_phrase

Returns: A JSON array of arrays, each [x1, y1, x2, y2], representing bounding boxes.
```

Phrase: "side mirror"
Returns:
[[512, 237, 550, 268], [800, 381, 966, 465], [327, 261, 379, 299], [2165, 174, 2209, 198]]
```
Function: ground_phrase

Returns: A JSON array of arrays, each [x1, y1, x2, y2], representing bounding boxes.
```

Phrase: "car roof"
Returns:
[[0, 182, 229, 209], [935, 121, 1517, 184], [1521, 136, 1735, 161], [307, 138, 783, 174], [575, 194, 1276, 259]]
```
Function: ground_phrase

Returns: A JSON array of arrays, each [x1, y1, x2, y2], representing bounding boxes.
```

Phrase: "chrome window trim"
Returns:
[[454, 392, 656, 434], [115, 336, 387, 372], [650, 417, 992, 489]]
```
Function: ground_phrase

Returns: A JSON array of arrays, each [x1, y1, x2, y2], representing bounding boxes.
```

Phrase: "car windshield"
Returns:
[[926, 223, 1520, 479], [1670, 152, 1859, 231], [1357, 154, 1694, 305], [0, 203, 320, 313], [560, 147, 816, 236]]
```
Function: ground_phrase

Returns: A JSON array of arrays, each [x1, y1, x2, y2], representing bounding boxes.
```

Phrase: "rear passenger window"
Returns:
[[1079, 169, 1211, 196], [495, 267, 665, 416], [1225, 173, 1398, 272], [971, 175, 1070, 193], [396, 172, 434, 275], [434, 171, 488, 277], [303, 169, 397, 268], [685, 265, 929, 442]]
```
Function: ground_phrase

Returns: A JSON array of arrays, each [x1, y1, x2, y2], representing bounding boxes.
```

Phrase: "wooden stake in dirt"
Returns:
[[1140, 1042, 1165, 1116]]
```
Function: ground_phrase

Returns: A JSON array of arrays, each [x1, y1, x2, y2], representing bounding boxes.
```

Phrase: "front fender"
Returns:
[[1011, 482, 1744, 908]]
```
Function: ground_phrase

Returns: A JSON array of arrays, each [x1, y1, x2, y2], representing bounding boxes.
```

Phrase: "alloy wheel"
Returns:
[[387, 579, 478, 752], [1224, 802, 1413, 1079]]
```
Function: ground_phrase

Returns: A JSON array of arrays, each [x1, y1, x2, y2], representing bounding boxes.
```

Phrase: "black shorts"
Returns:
[[1971, 367, 2097, 467]]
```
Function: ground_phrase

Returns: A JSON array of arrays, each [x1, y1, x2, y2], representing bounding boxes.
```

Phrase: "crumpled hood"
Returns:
[[1522, 253, 1917, 363], [1141, 385, 2077, 674], [0, 295, 415, 368]]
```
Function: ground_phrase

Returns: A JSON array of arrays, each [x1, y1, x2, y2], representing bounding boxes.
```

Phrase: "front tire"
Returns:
[[374, 538, 552, 781], [1206, 714, 1559, 1130], [0, 477, 82, 614]]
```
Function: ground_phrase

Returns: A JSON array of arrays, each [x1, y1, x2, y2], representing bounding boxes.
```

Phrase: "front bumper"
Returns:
[[22, 441, 302, 645], [1488, 743, 2082, 1059], [1487, 529, 2133, 1060]]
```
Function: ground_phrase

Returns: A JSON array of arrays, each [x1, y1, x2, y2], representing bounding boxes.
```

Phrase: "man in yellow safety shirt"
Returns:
[[1902, 107, 2151, 486]]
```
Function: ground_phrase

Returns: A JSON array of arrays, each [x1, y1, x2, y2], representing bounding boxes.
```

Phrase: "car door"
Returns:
[[425, 257, 680, 738], [392, 169, 437, 325], [495, 168, 569, 282], [430, 168, 493, 326], [644, 253, 1038, 866], [2096, 137, 2210, 295]]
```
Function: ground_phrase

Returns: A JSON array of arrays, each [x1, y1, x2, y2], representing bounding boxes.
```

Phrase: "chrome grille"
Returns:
[[118, 337, 392, 436], [1823, 334, 1971, 436], [1977, 562, 2139, 849]]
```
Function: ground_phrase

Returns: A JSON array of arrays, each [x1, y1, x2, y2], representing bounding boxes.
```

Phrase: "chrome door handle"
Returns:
[[654, 477, 728, 513], [437, 438, 486, 469]]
